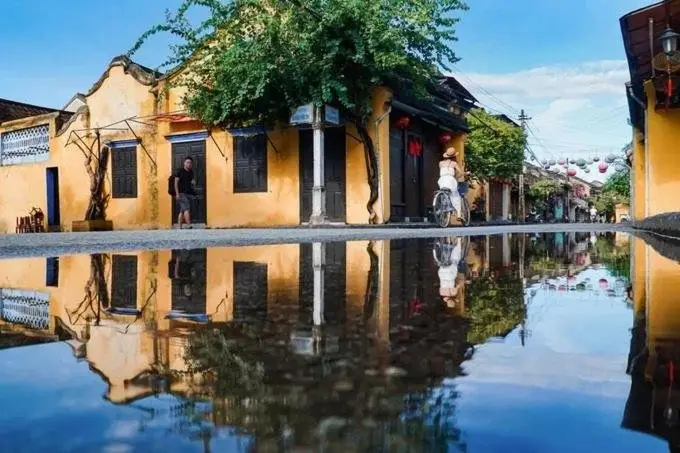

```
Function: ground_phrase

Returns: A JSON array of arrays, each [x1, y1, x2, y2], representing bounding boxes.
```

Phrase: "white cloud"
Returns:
[[452, 61, 632, 182]]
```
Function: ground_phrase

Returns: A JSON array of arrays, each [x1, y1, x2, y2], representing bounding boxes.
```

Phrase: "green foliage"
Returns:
[[602, 166, 631, 200], [465, 274, 525, 344], [594, 192, 618, 219], [131, 0, 468, 221], [527, 179, 561, 200], [464, 109, 526, 180]]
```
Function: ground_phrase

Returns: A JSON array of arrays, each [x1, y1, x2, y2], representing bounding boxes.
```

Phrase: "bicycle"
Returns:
[[433, 182, 470, 228]]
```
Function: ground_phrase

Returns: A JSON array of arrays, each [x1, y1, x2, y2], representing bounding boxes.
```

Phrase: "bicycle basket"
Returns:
[[458, 181, 469, 195]]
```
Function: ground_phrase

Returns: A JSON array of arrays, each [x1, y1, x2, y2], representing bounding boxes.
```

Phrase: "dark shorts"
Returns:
[[178, 193, 191, 213]]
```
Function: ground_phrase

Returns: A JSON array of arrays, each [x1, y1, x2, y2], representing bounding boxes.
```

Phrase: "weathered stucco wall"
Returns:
[[642, 81, 680, 217], [632, 128, 645, 220]]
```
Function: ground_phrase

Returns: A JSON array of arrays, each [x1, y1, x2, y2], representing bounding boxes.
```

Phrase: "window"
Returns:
[[111, 146, 138, 198], [111, 255, 138, 310], [234, 134, 267, 193], [0, 124, 49, 166]]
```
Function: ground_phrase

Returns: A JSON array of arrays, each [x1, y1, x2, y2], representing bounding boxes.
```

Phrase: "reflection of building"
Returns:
[[623, 237, 680, 451], [0, 236, 522, 450]]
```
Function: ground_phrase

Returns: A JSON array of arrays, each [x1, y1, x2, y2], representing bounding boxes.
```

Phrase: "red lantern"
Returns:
[[558, 158, 566, 166], [567, 168, 577, 177], [395, 116, 410, 129], [598, 162, 609, 174], [408, 137, 422, 157], [599, 278, 608, 289], [438, 132, 453, 145]]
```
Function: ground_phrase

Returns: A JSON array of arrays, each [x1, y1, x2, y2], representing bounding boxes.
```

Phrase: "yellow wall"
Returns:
[[641, 81, 680, 216], [632, 128, 646, 220]]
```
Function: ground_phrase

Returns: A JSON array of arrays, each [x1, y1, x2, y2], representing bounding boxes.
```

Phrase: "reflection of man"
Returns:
[[174, 250, 196, 301], [433, 237, 466, 309]]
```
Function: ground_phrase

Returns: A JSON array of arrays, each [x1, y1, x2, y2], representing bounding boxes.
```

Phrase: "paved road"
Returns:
[[0, 223, 629, 258]]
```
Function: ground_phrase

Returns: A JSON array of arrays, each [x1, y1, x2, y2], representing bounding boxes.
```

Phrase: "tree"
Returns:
[[464, 109, 526, 181], [131, 0, 468, 223], [602, 166, 631, 199]]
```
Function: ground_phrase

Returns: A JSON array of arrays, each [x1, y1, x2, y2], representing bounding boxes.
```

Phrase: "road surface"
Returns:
[[0, 223, 629, 258]]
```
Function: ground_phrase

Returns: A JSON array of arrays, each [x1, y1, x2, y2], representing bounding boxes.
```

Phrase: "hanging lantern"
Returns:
[[541, 159, 548, 166], [438, 132, 453, 145], [407, 137, 423, 157], [548, 159, 556, 166], [544, 165, 551, 170], [567, 168, 577, 177], [584, 168, 591, 173], [593, 156, 600, 162], [576, 158, 587, 167], [660, 26, 680, 55], [558, 158, 566, 166], [605, 154, 617, 164], [598, 162, 609, 173], [395, 116, 410, 129]]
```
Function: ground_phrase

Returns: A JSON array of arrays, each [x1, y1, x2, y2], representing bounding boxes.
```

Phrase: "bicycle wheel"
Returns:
[[459, 197, 471, 226], [434, 192, 451, 228]]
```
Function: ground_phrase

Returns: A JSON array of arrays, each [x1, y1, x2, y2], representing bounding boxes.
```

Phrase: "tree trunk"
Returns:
[[85, 146, 110, 221], [355, 121, 380, 224]]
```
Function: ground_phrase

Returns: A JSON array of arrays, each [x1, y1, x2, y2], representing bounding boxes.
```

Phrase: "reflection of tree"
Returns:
[[465, 274, 525, 344], [67, 254, 110, 326], [592, 233, 630, 280]]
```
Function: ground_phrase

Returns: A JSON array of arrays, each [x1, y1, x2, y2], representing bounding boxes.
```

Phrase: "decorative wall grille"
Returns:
[[0, 288, 50, 329], [0, 124, 50, 166]]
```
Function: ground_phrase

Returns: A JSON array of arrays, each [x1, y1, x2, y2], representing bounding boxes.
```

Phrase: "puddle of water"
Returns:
[[0, 232, 673, 452]]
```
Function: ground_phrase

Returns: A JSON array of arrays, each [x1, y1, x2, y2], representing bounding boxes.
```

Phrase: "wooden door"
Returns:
[[489, 181, 504, 220], [171, 249, 207, 314], [299, 128, 347, 222], [405, 133, 424, 218], [45, 167, 60, 228], [171, 141, 207, 224], [389, 126, 406, 220]]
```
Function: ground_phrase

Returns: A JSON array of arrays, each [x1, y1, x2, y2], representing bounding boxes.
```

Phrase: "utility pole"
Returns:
[[518, 109, 531, 224]]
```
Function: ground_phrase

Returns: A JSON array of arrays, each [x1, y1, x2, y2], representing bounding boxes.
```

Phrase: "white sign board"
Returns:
[[324, 105, 340, 125], [290, 104, 313, 125]]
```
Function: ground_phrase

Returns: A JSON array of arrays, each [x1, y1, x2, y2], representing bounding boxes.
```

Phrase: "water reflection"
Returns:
[[0, 232, 671, 452]]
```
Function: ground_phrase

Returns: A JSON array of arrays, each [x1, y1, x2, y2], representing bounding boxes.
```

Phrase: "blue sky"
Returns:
[[0, 0, 653, 180]]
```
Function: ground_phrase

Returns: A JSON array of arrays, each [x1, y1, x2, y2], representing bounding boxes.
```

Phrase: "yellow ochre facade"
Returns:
[[621, 3, 680, 220], [0, 56, 472, 232]]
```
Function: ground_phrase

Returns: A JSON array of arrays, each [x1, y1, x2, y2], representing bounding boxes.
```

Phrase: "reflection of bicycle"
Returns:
[[433, 184, 470, 228]]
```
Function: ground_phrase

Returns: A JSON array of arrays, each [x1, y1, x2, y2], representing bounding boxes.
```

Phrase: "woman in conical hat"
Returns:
[[436, 146, 463, 221]]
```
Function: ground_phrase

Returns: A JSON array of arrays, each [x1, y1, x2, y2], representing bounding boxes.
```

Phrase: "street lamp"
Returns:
[[660, 26, 680, 55]]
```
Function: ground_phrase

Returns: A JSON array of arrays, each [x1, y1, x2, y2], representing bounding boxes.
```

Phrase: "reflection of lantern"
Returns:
[[395, 116, 410, 129], [558, 285, 567, 292], [567, 168, 577, 177], [598, 162, 609, 173], [438, 132, 452, 145], [576, 283, 586, 291], [599, 278, 608, 289], [568, 276, 576, 281]]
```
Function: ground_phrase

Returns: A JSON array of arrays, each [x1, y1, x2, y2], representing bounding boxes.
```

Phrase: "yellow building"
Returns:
[[0, 56, 476, 233], [621, 1, 680, 220]]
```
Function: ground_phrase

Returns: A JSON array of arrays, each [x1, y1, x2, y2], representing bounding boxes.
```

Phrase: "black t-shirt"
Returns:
[[174, 168, 194, 194]]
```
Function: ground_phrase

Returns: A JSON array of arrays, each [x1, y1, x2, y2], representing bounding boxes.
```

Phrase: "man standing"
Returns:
[[589, 205, 598, 223], [174, 156, 196, 229]]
